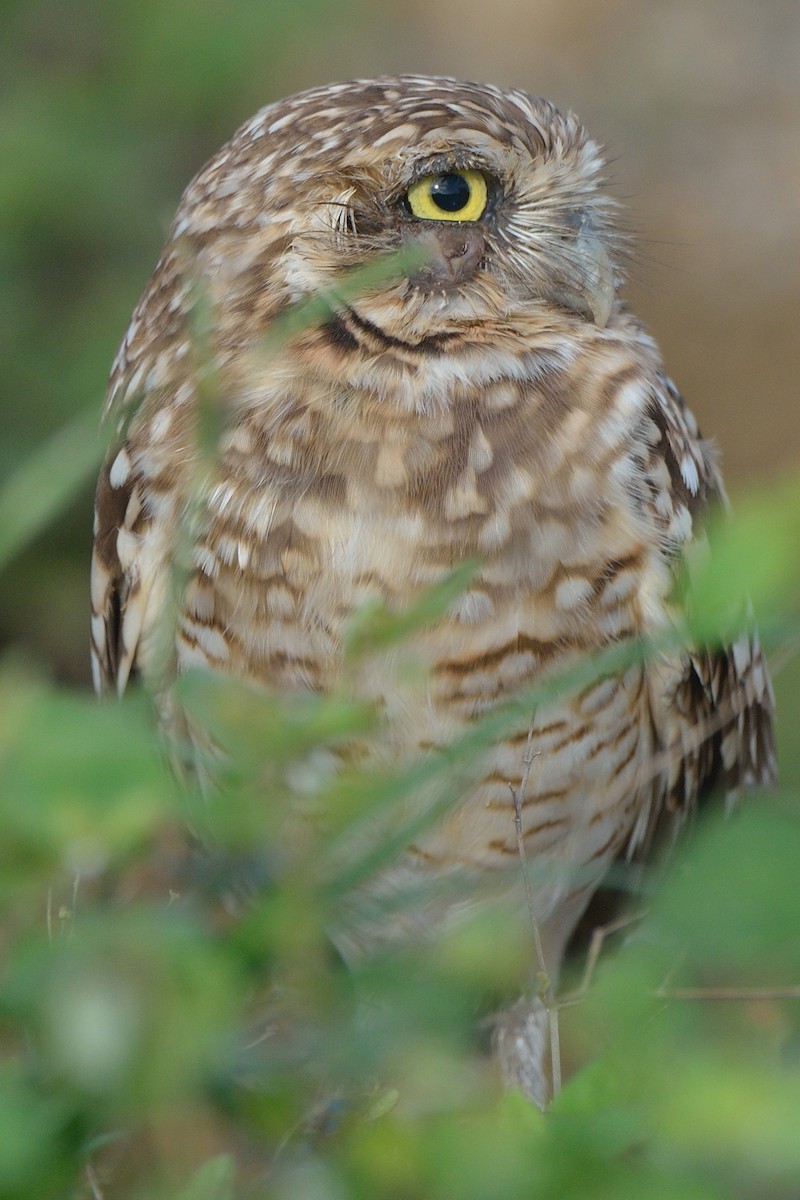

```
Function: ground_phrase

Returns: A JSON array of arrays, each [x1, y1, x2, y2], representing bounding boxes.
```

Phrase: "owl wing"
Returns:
[[90, 436, 177, 698], [90, 238, 193, 699], [633, 373, 777, 852]]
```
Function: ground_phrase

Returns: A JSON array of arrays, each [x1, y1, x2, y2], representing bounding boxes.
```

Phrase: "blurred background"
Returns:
[[1, 0, 798, 687], [1, 9, 798, 1194]]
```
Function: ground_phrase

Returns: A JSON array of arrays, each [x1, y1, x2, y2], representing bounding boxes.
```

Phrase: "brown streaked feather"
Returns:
[[90, 458, 132, 689], [626, 371, 777, 854], [91, 442, 176, 698], [90, 76, 778, 1109], [91, 454, 135, 694]]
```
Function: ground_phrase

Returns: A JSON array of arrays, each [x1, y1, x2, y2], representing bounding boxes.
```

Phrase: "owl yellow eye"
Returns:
[[405, 169, 488, 222]]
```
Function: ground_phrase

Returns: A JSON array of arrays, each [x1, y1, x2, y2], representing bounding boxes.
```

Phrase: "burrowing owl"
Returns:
[[91, 76, 776, 1106]]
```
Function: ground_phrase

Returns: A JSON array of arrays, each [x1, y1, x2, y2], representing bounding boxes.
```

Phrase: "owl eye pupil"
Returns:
[[429, 173, 472, 212]]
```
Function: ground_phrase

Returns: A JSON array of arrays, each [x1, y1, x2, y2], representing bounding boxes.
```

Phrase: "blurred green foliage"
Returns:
[[0, 0, 368, 683], [0, 469, 798, 1197], [1, 4, 800, 1197]]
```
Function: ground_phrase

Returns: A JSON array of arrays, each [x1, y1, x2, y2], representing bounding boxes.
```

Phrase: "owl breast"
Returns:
[[177, 321, 667, 936]]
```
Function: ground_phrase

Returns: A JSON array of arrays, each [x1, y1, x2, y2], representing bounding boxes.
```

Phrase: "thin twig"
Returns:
[[85, 1163, 105, 1200], [511, 730, 547, 983], [768, 629, 800, 678], [569, 910, 648, 999], [71, 871, 80, 923], [656, 984, 800, 1002], [510, 722, 561, 1098]]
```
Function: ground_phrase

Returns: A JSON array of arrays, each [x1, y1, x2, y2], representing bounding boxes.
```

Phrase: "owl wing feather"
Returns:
[[633, 372, 777, 854], [90, 442, 175, 698]]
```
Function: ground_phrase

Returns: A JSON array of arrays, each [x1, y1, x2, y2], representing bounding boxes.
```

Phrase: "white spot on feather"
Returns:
[[371, 123, 420, 148], [468, 425, 493, 471], [109, 448, 131, 489], [182, 619, 230, 662], [671, 504, 692, 542], [555, 576, 594, 610], [149, 409, 172, 442], [115, 528, 140, 571], [90, 614, 105, 646], [449, 590, 494, 625], [267, 112, 295, 134], [680, 454, 700, 495]]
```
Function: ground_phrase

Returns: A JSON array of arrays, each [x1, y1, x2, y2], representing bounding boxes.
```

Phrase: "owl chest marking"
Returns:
[[184, 355, 664, 723]]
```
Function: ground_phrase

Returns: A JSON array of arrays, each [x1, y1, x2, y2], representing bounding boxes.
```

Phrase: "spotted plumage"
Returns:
[[91, 76, 776, 1106]]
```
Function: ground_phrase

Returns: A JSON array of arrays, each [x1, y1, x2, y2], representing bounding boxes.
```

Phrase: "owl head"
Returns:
[[174, 77, 618, 341], [108, 77, 623, 419]]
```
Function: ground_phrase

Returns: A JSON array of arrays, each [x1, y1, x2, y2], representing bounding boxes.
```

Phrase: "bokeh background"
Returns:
[[2, 0, 798, 686], [1, 6, 799, 1195]]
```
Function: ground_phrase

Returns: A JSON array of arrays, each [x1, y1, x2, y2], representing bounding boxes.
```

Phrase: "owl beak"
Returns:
[[401, 224, 486, 290], [548, 229, 616, 328]]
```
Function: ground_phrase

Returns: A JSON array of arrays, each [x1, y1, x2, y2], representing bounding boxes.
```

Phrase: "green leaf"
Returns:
[[0, 407, 104, 570], [177, 1155, 236, 1200], [689, 480, 800, 641]]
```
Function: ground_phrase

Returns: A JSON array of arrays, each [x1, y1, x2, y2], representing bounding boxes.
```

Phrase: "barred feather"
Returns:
[[91, 76, 776, 1108]]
